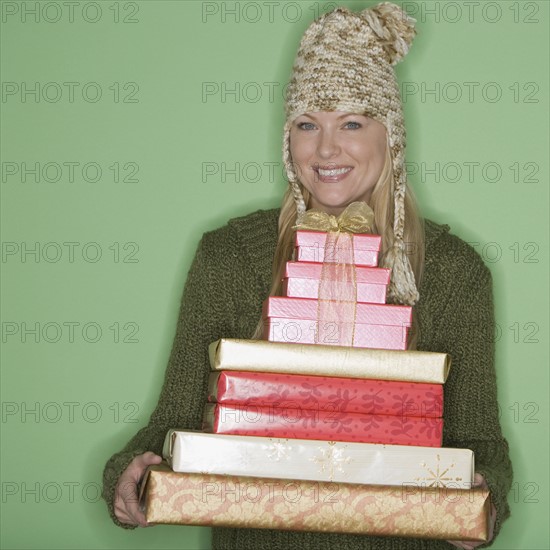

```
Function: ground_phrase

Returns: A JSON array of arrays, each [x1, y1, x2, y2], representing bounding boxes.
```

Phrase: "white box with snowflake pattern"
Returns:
[[163, 430, 474, 488]]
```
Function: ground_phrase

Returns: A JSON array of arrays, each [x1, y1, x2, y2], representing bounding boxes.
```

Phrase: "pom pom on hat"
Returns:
[[360, 2, 417, 65]]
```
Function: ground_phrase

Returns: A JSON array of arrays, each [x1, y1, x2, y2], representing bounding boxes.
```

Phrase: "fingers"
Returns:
[[133, 451, 163, 470], [113, 452, 163, 527], [115, 478, 148, 527], [473, 472, 488, 489], [126, 452, 162, 484]]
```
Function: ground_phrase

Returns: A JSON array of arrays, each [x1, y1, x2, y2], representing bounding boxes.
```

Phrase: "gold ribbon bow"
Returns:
[[293, 201, 375, 234], [294, 202, 375, 347]]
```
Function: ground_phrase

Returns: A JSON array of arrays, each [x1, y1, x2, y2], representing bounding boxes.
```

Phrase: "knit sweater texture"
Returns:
[[102, 208, 513, 549]]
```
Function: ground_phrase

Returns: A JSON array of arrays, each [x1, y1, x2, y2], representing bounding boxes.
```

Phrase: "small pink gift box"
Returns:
[[282, 261, 390, 304], [295, 230, 381, 267], [262, 297, 412, 351]]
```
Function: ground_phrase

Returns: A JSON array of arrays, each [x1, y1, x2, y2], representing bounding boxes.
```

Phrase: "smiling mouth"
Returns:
[[316, 166, 353, 177], [313, 165, 353, 182]]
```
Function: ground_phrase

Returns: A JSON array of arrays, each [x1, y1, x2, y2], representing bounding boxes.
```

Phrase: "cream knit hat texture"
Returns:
[[282, 2, 419, 305]]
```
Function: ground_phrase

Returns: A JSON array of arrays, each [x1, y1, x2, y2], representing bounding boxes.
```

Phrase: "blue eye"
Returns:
[[297, 122, 316, 130], [345, 121, 361, 129]]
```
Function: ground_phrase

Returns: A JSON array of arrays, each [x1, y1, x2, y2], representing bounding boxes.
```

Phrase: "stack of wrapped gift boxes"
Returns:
[[139, 229, 491, 541]]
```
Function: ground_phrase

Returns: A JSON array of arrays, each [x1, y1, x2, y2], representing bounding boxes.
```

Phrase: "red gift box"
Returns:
[[203, 403, 443, 447], [207, 371, 443, 418], [262, 296, 412, 350], [282, 261, 390, 304], [295, 230, 381, 267]]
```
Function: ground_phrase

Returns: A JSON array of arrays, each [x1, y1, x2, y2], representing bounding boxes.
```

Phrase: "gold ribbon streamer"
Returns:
[[294, 202, 375, 347]]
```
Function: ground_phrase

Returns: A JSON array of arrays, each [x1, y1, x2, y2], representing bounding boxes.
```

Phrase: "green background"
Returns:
[[1, 0, 548, 548]]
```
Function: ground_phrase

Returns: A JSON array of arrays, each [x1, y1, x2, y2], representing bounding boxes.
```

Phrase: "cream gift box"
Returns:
[[163, 430, 474, 487], [208, 339, 451, 384]]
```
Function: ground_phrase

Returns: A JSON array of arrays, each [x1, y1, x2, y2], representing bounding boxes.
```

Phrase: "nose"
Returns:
[[317, 128, 341, 160]]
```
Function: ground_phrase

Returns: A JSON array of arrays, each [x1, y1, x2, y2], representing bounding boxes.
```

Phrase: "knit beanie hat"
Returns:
[[282, 2, 419, 305]]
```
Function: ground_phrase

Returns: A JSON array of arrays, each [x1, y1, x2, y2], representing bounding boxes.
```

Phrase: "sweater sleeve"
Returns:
[[101, 227, 240, 529], [436, 245, 513, 545]]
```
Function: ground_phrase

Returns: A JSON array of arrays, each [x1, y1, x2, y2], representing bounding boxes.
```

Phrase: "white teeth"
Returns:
[[318, 167, 352, 177]]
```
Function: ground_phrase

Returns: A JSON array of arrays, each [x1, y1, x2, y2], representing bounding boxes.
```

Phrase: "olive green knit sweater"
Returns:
[[102, 208, 513, 549]]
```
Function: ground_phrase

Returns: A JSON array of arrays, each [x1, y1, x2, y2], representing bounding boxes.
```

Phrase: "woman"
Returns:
[[102, 4, 512, 549]]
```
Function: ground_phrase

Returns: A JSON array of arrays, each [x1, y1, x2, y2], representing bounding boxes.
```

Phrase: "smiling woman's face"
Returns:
[[289, 111, 387, 215]]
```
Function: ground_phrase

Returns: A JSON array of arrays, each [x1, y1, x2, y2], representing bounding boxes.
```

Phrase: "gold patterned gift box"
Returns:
[[163, 430, 474, 487], [139, 463, 490, 541]]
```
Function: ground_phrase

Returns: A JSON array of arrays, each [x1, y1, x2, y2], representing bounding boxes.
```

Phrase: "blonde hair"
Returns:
[[251, 135, 425, 350]]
